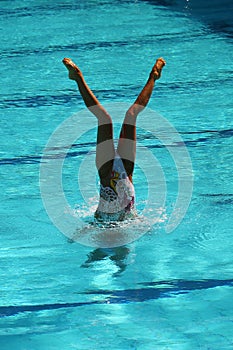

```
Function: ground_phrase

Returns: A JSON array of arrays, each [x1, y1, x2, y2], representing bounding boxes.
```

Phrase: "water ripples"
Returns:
[[0, 30, 206, 60], [1, 278, 232, 318], [185, 194, 233, 250]]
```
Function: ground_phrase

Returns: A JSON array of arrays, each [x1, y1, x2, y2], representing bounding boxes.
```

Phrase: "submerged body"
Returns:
[[95, 154, 137, 222]]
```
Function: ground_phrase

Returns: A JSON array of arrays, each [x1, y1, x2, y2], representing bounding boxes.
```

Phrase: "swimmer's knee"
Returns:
[[125, 109, 137, 119]]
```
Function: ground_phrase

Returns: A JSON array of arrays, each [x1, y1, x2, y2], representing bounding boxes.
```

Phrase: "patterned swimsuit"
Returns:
[[95, 155, 137, 222]]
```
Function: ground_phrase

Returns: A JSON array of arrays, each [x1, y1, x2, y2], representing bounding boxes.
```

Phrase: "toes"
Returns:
[[156, 58, 166, 69], [62, 58, 69, 67], [63, 58, 74, 68]]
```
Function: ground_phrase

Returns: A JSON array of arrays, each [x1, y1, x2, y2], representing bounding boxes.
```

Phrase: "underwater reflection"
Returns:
[[81, 246, 130, 276]]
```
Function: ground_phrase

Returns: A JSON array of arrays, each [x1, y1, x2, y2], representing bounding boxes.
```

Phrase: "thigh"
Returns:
[[96, 124, 115, 182]]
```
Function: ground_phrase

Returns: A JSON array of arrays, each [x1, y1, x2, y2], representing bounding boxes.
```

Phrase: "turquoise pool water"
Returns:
[[0, 0, 233, 349]]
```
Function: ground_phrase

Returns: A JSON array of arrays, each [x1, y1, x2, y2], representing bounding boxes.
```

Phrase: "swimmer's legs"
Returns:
[[117, 58, 166, 178], [63, 58, 115, 180]]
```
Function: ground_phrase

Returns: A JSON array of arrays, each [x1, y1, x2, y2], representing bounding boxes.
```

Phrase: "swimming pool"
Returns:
[[0, 0, 233, 349]]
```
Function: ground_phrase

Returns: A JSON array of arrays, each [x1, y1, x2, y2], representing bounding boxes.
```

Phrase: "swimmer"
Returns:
[[63, 57, 166, 223]]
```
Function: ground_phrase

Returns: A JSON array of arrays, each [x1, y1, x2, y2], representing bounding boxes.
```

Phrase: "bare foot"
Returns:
[[62, 58, 81, 80], [151, 57, 166, 80]]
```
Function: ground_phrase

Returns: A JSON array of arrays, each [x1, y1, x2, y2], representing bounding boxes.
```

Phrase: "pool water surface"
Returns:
[[0, 1, 233, 349]]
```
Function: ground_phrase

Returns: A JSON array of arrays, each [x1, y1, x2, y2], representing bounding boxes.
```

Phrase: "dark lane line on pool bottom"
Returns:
[[0, 278, 232, 318]]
